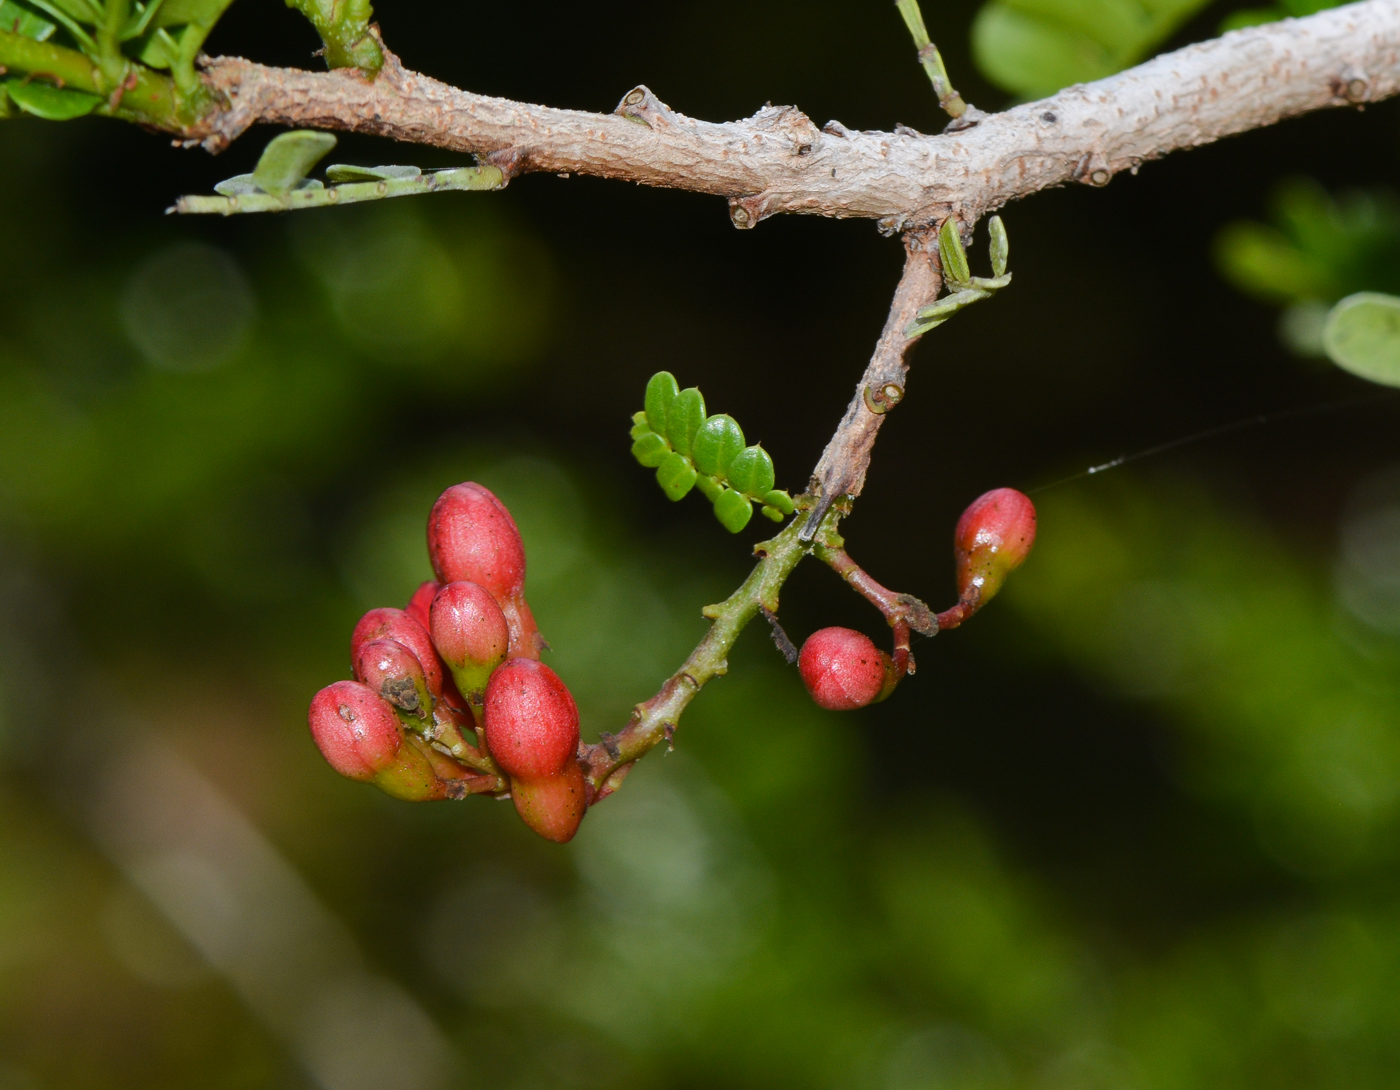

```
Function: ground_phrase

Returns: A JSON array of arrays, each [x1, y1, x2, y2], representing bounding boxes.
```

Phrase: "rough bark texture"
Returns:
[[198, 0, 1400, 227]]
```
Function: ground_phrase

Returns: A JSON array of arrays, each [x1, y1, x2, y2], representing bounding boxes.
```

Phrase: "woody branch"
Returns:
[[184, 0, 1400, 229]]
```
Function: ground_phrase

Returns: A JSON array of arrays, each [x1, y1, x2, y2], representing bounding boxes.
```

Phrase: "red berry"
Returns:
[[510, 762, 588, 843], [405, 579, 439, 631], [351, 607, 445, 701], [430, 581, 510, 702], [798, 627, 897, 711], [482, 658, 580, 779], [309, 680, 403, 780], [353, 638, 432, 721], [308, 681, 445, 801], [427, 483, 526, 601], [953, 487, 1037, 607]]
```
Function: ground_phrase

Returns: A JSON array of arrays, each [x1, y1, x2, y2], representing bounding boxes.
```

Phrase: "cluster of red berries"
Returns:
[[798, 487, 1037, 711], [308, 483, 589, 843]]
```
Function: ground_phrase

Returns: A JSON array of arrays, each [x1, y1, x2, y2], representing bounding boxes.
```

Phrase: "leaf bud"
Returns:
[[353, 638, 433, 722], [427, 482, 526, 601], [510, 762, 588, 843], [953, 487, 1037, 608], [405, 579, 440, 631], [351, 607, 446, 701], [308, 681, 444, 801], [482, 658, 580, 779], [797, 627, 898, 711], [430, 581, 510, 703]]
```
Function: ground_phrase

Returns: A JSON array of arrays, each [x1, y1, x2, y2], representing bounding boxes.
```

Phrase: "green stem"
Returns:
[[894, 0, 967, 119], [0, 28, 178, 124], [98, 0, 129, 77], [170, 165, 505, 215], [284, 0, 382, 75], [583, 505, 838, 796]]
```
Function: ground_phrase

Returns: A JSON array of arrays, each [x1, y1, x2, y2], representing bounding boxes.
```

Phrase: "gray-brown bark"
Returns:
[[199, 0, 1400, 228]]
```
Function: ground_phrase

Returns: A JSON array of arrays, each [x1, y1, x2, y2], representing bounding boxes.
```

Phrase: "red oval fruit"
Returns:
[[510, 763, 588, 843], [482, 658, 580, 779], [427, 483, 526, 600], [430, 581, 510, 701], [351, 607, 445, 700], [953, 487, 1037, 607], [308, 681, 445, 801], [798, 627, 897, 711], [353, 638, 432, 720], [405, 579, 440, 631], [309, 680, 403, 780]]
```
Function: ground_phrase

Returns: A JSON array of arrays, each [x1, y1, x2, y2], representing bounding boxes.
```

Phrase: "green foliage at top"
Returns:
[[970, 0, 1344, 99], [631, 371, 793, 533], [1216, 179, 1400, 308], [1215, 178, 1400, 369]]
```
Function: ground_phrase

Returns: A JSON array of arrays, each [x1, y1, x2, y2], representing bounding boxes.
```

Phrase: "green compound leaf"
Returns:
[[727, 445, 775, 499], [631, 431, 671, 468], [713, 488, 754, 533], [3, 79, 101, 120], [645, 371, 679, 435], [252, 130, 337, 197], [656, 451, 698, 501], [691, 414, 745, 477], [1322, 293, 1400, 387], [0, 0, 57, 39], [665, 387, 706, 457], [761, 489, 795, 516]]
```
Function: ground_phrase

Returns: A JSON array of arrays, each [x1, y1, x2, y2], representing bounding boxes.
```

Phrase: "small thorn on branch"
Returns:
[[761, 606, 799, 664]]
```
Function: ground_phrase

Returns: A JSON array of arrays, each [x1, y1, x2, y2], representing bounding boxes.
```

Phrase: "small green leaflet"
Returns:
[[629, 370, 794, 533], [0, 0, 57, 39], [252, 130, 337, 197], [1323, 293, 1400, 387], [4, 79, 101, 119]]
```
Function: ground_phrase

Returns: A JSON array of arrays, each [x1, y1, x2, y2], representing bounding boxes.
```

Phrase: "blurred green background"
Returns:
[[2, 0, 1400, 1087]]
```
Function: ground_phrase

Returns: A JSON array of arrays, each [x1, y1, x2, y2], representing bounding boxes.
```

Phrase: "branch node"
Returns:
[[1075, 153, 1112, 187], [614, 84, 675, 128], [863, 382, 905, 415], [1338, 65, 1371, 103]]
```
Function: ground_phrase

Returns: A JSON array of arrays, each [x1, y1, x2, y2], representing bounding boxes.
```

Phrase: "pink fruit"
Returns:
[[482, 658, 580, 779], [308, 680, 444, 801], [405, 580, 439, 631], [353, 638, 433, 721], [510, 762, 588, 843], [798, 627, 897, 711], [430, 581, 510, 702], [953, 487, 1037, 608], [351, 607, 445, 700], [427, 483, 526, 600]]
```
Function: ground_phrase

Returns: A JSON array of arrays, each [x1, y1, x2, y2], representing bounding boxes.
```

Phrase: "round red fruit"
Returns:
[[427, 483, 526, 600], [953, 487, 1037, 606], [430, 581, 510, 700], [308, 680, 404, 780], [483, 658, 580, 779], [405, 580, 440, 631], [798, 627, 896, 711], [353, 638, 432, 719], [351, 607, 445, 700], [510, 763, 588, 843]]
